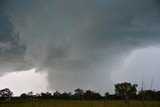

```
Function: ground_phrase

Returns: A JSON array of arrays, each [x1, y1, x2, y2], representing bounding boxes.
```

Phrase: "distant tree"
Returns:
[[83, 90, 102, 100], [104, 92, 110, 99], [26, 91, 36, 98], [27, 91, 33, 96], [40, 92, 52, 99], [0, 88, 13, 100], [61, 92, 72, 99], [20, 93, 28, 99], [53, 91, 61, 99], [115, 82, 138, 103], [74, 88, 84, 100], [138, 90, 156, 100], [156, 91, 160, 101], [35, 93, 41, 97]]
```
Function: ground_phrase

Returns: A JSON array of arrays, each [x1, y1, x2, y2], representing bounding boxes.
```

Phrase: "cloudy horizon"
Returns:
[[0, 0, 160, 96]]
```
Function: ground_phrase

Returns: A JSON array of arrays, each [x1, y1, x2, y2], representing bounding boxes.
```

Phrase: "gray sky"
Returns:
[[0, 0, 160, 95]]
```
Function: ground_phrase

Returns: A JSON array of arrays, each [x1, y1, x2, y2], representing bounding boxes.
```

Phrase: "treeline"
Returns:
[[17, 89, 160, 101], [1, 82, 160, 101], [18, 89, 103, 100]]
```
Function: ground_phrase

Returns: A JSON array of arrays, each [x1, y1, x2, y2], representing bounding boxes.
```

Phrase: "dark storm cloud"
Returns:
[[0, 1, 33, 74], [1, 0, 160, 91]]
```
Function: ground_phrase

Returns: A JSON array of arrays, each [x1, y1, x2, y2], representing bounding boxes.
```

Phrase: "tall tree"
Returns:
[[74, 88, 84, 100], [115, 82, 138, 103], [0, 88, 13, 100]]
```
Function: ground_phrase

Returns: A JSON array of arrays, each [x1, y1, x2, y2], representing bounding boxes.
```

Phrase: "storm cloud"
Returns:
[[1, 0, 160, 92], [0, 1, 33, 75]]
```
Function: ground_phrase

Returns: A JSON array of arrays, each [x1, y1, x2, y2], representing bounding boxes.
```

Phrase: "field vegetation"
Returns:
[[0, 100, 160, 107]]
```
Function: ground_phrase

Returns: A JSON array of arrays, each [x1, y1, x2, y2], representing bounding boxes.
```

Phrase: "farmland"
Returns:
[[0, 100, 160, 107]]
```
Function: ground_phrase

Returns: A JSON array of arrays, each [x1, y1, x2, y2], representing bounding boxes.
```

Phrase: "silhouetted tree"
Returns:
[[74, 88, 84, 100], [26, 91, 36, 98], [0, 88, 13, 100], [156, 91, 160, 101], [20, 93, 28, 99], [83, 90, 102, 100], [27, 91, 33, 96], [53, 91, 61, 99], [40, 92, 52, 99], [115, 82, 138, 103], [104, 92, 110, 99], [60, 92, 72, 99], [138, 90, 156, 100]]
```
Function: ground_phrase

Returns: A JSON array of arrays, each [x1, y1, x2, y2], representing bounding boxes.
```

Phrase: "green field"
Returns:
[[0, 100, 160, 107]]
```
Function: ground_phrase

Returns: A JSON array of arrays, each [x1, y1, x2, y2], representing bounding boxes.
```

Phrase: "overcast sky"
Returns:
[[0, 0, 160, 96]]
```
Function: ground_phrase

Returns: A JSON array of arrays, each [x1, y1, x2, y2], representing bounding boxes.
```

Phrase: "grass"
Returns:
[[0, 100, 160, 107]]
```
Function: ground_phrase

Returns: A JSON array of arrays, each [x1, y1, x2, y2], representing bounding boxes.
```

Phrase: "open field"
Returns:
[[0, 100, 160, 107]]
